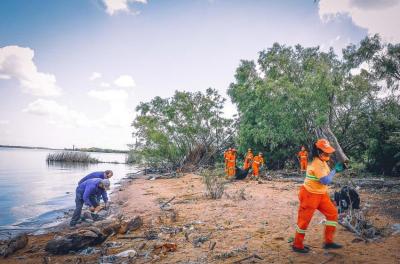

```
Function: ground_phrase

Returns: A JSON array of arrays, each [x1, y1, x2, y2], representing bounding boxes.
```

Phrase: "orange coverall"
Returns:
[[252, 155, 265, 177], [226, 152, 236, 177], [243, 151, 254, 170], [294, 158, 338, 249], [223, 150, 230, 173], [297, 150, 308, 172]]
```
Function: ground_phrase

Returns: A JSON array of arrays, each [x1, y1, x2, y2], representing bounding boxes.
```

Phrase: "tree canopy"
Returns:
[[228, 35, 399, 175], [131, 88, 233, 170]]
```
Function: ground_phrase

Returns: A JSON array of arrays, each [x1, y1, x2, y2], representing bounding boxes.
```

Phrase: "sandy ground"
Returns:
[[1, 173, 400, 263]]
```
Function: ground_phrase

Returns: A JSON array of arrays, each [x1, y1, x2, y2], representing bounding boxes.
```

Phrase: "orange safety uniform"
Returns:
[[252, 155, 265, 177], [297, 150, 308, 172], [226, 151, 236, 177], [223, 149, 231, 173], [243, 151, 254, 170], [294, 157, 338, 249]]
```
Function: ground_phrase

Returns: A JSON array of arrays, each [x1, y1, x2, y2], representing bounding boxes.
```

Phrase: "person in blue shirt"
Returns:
[[78, 170, 113, 185], [70, 178, 110, 227]]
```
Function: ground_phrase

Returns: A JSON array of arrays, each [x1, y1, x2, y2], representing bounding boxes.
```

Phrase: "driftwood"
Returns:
[[45, 216, 143, 255], [160, 197, 176, 209], [233, 253, 263, 263], [45, 226, 108, 254], [118, 216, 143, 234], [0, 233, 28, 258]]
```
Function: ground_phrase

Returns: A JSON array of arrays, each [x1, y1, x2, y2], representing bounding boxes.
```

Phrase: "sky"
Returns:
[[0, 0, 399, 150]]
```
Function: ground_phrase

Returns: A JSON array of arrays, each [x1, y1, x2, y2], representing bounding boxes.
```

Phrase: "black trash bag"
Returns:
[[235, 166, 250, 180], [334, 186, 360, 212]]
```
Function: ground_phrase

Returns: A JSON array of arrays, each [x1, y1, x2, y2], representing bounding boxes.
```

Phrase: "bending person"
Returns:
[[70, 178, 110, 227], [78, 170, 113, 184]]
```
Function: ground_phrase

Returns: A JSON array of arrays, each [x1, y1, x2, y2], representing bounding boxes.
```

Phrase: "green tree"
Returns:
[[131, 88, 233, 169], [228, 39, 399, 174], [229, 44, 355, 168]]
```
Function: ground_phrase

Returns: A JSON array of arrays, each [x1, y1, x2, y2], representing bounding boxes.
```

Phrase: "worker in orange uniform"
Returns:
[[252, 152, 265, 177], [243, 148, 254, 170], [297, 146, 308, 172], [226, 148, 236, 178], [224, 148, 232, 174], [292, 139, 345, 253]]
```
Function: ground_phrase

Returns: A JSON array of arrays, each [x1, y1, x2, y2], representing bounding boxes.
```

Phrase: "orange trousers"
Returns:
[[294, 186, 338, 249], [226, 163, 236, 177], [252, 163, 260, 177], [300, 159, 307, 171]]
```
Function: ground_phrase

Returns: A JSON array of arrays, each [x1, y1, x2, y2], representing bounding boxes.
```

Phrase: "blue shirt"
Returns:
[[78, 171, 105, 185], [77, 178, 108, 207]]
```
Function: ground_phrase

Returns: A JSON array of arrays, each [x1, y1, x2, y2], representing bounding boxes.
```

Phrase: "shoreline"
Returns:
[[0, 169, 143, 241], [1, 171, 399, 263]]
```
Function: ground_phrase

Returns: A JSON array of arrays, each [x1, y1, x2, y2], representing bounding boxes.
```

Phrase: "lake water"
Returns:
[[0, 147, 137, 237]]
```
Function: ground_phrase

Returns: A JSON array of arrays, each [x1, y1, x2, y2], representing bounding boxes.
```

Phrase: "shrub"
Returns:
[[46, 151, 99, 163], [200, 168, 225, 199]]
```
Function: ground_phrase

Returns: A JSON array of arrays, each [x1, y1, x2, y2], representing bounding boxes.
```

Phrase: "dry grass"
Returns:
[[200, 168, 225, 199], [46, 151, 99, 163]]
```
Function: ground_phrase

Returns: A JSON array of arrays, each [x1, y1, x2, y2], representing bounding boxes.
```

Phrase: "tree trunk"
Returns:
[[315, 125, 349, 163]]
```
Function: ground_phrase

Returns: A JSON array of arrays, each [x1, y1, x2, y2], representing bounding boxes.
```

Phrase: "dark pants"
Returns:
[[70, 189, 99, 225]]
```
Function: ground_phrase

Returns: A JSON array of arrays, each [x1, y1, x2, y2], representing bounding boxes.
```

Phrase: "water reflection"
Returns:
[[0, 147, 136, 231], [47, 161, 90, 169]]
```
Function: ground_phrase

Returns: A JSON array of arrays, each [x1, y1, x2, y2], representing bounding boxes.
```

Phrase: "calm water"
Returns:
[[0, 147, 136, 234]]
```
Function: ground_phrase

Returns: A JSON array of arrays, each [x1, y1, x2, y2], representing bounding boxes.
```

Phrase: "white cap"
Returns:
[[101, 179, 110, 190]]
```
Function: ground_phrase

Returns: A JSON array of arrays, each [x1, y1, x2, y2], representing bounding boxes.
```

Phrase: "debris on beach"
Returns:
[[45, 227, 108, 254], [0, 233, 28, 258]]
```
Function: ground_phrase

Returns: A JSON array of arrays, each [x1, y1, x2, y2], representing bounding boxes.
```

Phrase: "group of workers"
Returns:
[[224, 139, 346, 253], [70, 138, 345, 254], [224, 145, 308, 179], [69, 170, 113, 227], [224, 148, 265, 178]]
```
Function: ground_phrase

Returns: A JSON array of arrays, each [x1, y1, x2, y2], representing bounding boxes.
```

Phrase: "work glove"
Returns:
[[334, 163, 345, 173]]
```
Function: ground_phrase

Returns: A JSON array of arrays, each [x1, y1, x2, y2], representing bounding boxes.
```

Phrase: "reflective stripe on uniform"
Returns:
[[305, 174, 319, 181], [296, 225, 306, 234], [325, 220, 337, 227]]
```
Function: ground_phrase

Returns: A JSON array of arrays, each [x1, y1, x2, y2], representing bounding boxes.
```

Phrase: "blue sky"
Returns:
[[0, 0, 398, 149]]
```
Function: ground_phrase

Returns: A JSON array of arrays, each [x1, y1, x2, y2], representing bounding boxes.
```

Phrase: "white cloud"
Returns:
[[22, 99, 91, 128], [319, 0, 400, 42], [0, 74, 10, 79], [100, 82, 111, 87], [102, 0, 147, 15], [0, 46, 61, 97], [23, 89, 133, 130], [89, 72, 102, 81], [114, 74, 136, 88], [88, 89, 132, 128], [350, 61, 371, 75]]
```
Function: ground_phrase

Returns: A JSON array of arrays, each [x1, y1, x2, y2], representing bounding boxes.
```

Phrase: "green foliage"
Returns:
[[229, 43, 347, 168], [229, 37, 400, 175], [132, 88, 233, 168], [364, 99, 400, 176]]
